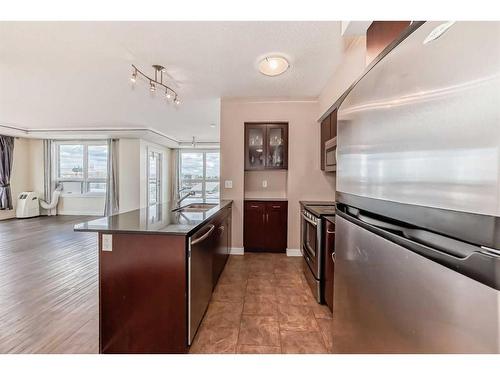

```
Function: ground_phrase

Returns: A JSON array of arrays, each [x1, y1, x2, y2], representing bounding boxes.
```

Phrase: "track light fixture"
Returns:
[[130, 64, 180, 104]]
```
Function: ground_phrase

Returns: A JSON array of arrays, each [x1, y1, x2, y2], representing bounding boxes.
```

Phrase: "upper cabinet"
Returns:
[[245, 123, 288, 170], [366, 21, 411, 65]]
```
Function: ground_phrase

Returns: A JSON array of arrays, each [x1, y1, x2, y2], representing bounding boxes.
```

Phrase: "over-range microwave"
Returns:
[[324, 137, 337, 172]]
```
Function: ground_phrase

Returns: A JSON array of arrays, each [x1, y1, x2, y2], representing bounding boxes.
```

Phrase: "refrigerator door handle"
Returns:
[[338, 206, 500, 290], [348, 206, 481, 259]]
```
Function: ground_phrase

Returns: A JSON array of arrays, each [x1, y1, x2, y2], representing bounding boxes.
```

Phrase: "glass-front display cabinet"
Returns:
[[244, 123, 288, 170]]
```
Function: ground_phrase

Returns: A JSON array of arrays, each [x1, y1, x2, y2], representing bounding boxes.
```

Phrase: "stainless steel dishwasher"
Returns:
[[187, 223, 216, 345]]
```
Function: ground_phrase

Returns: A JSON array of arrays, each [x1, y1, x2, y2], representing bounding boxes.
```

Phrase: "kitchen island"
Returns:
[[74, 200, 232, 354]]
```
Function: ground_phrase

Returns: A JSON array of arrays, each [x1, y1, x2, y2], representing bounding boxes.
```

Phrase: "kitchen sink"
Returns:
[[173, 203, 217, 212]]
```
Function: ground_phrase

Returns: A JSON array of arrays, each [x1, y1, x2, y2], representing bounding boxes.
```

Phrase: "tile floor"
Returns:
[[189, 253, 333, 354]]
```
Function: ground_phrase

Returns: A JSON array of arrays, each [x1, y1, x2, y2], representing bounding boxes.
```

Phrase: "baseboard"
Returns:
[[229, 247, 244, 255], [286, 248, 302, 257]]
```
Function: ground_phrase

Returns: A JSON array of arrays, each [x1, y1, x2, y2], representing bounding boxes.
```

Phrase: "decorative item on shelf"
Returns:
[[130, 64, 180, 105]]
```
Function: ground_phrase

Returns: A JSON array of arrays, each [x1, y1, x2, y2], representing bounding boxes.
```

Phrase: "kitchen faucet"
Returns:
[[177, 190, 195, 207]]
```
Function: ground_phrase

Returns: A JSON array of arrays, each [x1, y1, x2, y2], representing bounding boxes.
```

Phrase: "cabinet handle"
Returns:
[[327, 230, 335, 234], [266, 213, 269, 223], [272, 205, 280, 209], [251, 205, 259, 208], [191, 225, 215, 245]]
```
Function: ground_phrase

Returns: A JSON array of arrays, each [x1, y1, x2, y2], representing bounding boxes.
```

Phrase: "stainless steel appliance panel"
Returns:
[[333, 215, 500, 353], [188, 224, 215, 345], [337, 21, 500, 217], [300, 208, 324, 303]]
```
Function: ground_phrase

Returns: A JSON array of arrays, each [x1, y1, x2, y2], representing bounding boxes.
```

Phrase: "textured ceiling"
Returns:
[[0, 21, 343, 142]]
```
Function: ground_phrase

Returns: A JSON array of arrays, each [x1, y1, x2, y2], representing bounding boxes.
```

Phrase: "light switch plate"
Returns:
[[262, 180, 268, 188], [102, 234, 113, 251], [224, 180, 233, 189]]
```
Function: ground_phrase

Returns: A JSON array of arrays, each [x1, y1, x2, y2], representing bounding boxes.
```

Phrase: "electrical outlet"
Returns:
[[262, 180, 268, 188], [102, 234, 113, 252], [224, 180, 233, 189]]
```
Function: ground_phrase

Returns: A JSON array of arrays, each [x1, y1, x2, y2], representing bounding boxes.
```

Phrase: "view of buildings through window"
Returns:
[[180, 150, 220, 204], [56, 142, 108, 195]]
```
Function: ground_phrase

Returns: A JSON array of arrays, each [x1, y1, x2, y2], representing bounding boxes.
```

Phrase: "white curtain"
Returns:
[[170, 149, 180, 205], [104, 139, 119, 216], [43, 139, 56, 215]]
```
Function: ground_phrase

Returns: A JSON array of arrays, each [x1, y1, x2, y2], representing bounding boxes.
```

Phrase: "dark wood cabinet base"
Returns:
[[244, 200, 287, 253], [99, 233, 187, 354]]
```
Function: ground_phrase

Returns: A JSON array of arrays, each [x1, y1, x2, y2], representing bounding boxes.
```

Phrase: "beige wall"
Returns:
[[220, 99, 336, 251], [318, 36, 367, 118], [57, 196, 105, 215], [244, 170, 287, 199]]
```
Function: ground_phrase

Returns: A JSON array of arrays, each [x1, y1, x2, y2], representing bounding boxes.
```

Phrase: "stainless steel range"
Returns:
[[300, 201, 335, 303]]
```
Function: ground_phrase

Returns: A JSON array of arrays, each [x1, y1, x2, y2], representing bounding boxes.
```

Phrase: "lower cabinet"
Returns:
[[244, 200, 287, 252]]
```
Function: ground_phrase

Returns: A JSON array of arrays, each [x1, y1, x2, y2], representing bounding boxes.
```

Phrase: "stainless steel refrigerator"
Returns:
[[334, 21, 500, 353]]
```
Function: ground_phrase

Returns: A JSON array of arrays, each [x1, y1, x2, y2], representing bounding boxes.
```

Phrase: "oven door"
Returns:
[[301, 211, 320, 278]]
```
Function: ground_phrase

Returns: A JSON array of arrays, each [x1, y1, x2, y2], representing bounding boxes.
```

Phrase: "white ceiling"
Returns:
[[0, 21, 344, 144]]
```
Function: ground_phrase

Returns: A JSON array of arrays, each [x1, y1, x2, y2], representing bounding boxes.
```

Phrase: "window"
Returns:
[[179, 150, 220, 204], [148, 151, 162, 205], [55, 141, 108, 196]]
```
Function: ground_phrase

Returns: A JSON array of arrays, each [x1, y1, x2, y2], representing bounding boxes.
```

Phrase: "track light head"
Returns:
[[130, 69, 137, 83]]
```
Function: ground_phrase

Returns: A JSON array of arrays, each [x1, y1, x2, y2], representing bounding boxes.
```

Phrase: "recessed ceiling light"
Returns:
[[258, 56, 289, 77]]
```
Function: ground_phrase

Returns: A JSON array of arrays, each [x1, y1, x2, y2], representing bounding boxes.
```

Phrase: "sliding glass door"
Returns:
[[148, 151, 162, 206]]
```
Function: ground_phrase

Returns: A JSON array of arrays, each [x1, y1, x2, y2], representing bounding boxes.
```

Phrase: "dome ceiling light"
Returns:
[[258, 56, 289, 77], [130, 64, 180, 105]]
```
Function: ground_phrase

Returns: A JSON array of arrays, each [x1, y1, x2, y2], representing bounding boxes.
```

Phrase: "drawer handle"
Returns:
[[250, 205, 260, 208], [327, 230, 335, 234], [272, 205, 281, 209]]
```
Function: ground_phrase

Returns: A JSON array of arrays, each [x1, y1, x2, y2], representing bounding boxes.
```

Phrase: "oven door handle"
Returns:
[[302, 246, 313, 263], [301, 212, 317, 227]]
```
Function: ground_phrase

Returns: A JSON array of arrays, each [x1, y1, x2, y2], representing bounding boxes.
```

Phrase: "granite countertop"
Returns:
[[74, 200, 233, 236], [244, 197, 288, 201], [299, 200, 336, 206]]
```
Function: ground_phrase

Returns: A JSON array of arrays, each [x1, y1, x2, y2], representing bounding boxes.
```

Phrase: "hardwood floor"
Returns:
[[0, 215, 99, 353]]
